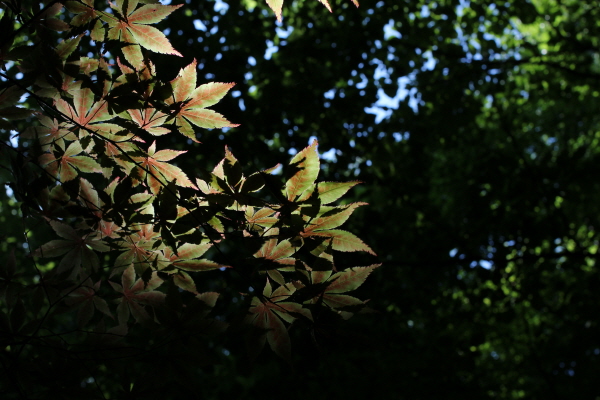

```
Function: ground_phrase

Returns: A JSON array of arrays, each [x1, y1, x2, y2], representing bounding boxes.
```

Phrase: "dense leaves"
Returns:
[[0, 1, 377, 398]]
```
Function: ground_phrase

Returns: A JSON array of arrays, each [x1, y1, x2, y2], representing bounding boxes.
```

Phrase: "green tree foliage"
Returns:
[[0, 1, 378, 398]]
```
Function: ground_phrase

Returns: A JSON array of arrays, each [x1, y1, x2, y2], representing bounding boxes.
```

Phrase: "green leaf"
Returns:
[[285, 140, 319, 201], [66, 0, 97, 26], [174, 270, 198, 294], [326, 264, 380, 294], [174, 259, 224, 272], [315, 181, 361, 204], [302, 202, 366, 233], [55, 35, 83, 60], [309, 229, 376, 255]]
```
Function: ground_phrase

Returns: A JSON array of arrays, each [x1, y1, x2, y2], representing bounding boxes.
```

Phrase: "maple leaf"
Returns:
[[38, 141, 102, 181], [253, 227, 301, 285], [101, 0, 183, 67], [36, 69, 83, 101], [158, 242, 228, 273], [307, 229, 376, 255], [113, 217, 160, 274], [65, 279, 113, 328], [246, 279, 312, 361], [21, 115, 77, 152], [32, 184, 71, 220], [130, 140, 196, 195], [308, 264, 379, 318], [285, 140, 319, 201], [194, 146, 267, 209], [31, 2, 70, 32], [296, 180, 361, 204], [65, 0, 98, 27], [104, 139, 143, 176], [245, 207, 278, 230], [128, 108, 170, 136], [254, 228, 298, 272], [33, 219, 110, 278], [301, 202, 366, 233], [109, 264, 166, 325], [55, 34, 83, 61], [165, 59, 239, 142], [54, 88, 118, 138], [79, 178, 120, 238]]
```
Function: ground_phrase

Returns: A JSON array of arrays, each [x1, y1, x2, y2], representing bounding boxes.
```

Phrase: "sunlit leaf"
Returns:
[[165, 60, 239, 141], [285, 140, 319, 201]]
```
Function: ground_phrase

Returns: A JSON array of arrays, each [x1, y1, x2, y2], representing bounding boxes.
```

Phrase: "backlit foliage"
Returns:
[[0, 0, 377, 391]]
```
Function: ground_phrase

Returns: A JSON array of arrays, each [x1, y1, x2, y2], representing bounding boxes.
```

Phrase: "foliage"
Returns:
[[3, 0, 600, 398], [221, 0, 600, 398], [124, 0, 598, 399], [0, 1, 378, 398]]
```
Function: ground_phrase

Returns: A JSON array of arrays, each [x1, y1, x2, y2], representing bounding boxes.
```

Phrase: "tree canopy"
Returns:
[[1, 0, 599, 399]]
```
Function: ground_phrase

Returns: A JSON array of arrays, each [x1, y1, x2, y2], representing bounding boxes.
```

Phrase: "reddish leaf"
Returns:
[[254, 228, 298, 271], [245, 207, 278, 229], [110, 265, 165, 325], [247, 281, 312, 361], [128, 108, 169, 136], [131, 141, 196, 194], [102, 3, 183, 57], [113, 227, 160, 271], [54, 88, 115, 136], [21, 115, 77, 151], [165, 60, 238, 141], [160, 243, 228, 272]]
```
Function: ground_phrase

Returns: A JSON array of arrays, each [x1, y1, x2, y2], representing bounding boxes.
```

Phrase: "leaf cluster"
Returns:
[[0, 1, 377, 396]]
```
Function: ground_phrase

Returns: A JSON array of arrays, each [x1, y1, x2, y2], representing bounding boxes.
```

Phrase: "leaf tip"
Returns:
[[319, 0, 333, 12]]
